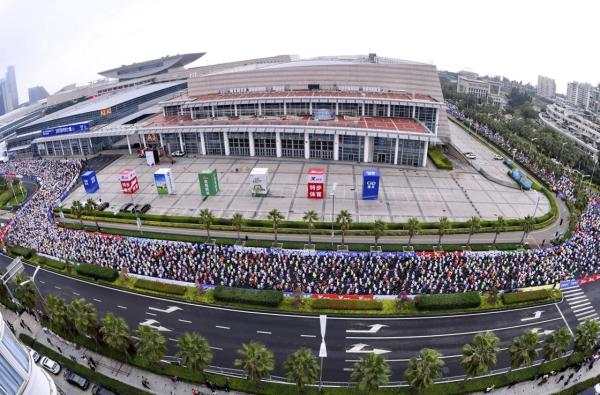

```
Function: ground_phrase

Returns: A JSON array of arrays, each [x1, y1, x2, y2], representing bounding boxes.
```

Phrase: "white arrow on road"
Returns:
[[148, 306, 182, 314], [346, 324, 388, 334], [531, 328, 554, 336], [346, 343, 390, 355], [521, 311, 543, 322], [139, 319, 171, 332]]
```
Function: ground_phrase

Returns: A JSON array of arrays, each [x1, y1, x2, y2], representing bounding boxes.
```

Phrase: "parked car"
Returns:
[[493, 154, 503, 160], [92, 384, 117, 395], [97, 202, 109, 211], [119, 203, 133, 213], [465, 152, 477, 159], [172, 150, 185, 157], [40, 356, 61, 374], [28, 349, 40, 363], [139, 203, 151, 214], [64, 369, 90, 390], [131, 204, 141, 213]]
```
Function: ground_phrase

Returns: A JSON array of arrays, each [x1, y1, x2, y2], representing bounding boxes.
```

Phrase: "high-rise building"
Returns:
[[0, 80, 6, 116], [27, 86, 49, 103], [0, 66, 19, 115], [567, 81, 597, 111], [537, 75, 556, 99]]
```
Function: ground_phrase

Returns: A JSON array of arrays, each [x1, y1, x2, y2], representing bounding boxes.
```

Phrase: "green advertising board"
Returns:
[[198, 169, 219, 196]]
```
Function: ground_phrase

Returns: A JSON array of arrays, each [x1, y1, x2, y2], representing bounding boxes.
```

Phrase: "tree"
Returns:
[[542, 327, 572, 361], [71, 200, 84, 226], [574, 319, 600, 355], [350, 353, 391, 393], [268, 209, 285, 242], [336, 210, 352, 246], [406, 217, 421, 246], [67, 298, 98, 337], [371, 220, 387, 246], [84, 198, 99, 230], [13, 275, 37, 311], [438, 217, 450, 247], [302, 210, 319, 244], [199, 209, 215, 240], [177, 332, 213, 373], [235, 341, 275, 384], [466, 216, 481, 245], [100, 313, 130, 360], [404, 348, 445, 392], [284, 347, 319, 393], [460, 331, 499, 378], [520, 215, 535, 244], [231, 213, 244, 243], [46, 294, 69, 333], [493, 216, 506, 245], [509, 330, 539, 369], [136, 325, 166, 366]]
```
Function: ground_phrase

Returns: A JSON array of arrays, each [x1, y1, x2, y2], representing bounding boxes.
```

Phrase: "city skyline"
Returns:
[[0, 0, 598, 104]]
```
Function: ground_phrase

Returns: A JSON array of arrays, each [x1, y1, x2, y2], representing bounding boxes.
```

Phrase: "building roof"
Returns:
[[98, 53, 205, 80]]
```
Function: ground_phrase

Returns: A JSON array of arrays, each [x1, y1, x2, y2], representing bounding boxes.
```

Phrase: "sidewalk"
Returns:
[[1, 307, 240, 395]]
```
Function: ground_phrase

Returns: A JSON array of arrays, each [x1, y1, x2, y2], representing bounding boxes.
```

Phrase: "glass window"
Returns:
[[0, 353, 23, 395], [2, 330, 28, 372]]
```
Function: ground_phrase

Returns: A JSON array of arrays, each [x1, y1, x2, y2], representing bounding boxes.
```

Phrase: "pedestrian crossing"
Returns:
[[563, 284, 599, 324]]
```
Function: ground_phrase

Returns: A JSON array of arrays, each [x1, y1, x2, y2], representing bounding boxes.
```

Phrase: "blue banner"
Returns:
[[560, 279, 578, 289], [42, 122, 90, 137]]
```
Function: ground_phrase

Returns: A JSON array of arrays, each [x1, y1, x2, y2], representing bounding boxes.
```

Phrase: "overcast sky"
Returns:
[[0, 0, 598, 103]]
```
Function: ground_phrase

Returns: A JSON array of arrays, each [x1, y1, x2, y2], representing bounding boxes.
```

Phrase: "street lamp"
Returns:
[[330, 183, 337, 247], [19, 265, 44, 305], [318, 314, 327, 390]]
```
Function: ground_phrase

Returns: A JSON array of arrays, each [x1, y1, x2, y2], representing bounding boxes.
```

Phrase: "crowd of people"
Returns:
[[0, 116, 599, 295]]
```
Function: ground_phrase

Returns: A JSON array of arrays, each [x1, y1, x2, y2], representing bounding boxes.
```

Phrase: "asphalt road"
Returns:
[[4, 254, 598, 385]]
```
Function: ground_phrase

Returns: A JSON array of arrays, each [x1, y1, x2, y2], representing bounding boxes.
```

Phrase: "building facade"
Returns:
[[537, 75, 556, 99], [457, 73, 505, 107], [566, 81, 599, 112], [27, 86, 49, 103]]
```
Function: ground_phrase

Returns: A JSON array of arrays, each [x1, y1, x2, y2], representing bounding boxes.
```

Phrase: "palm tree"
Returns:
[[509, 330, 539, 369], [84, 199, 99, 230], [350, 353, 391, 393], [438, 217, 450, 247], [542, 327, 572, 361], [493, 216, 506, 245], [199, 209, 215, 240], [67, 298, 98, 337], [100, 313, 130, 361], [465, 216, 481, 245], [234, 341, 275, 385], [406, 217, 421, 246], [336, 210, 352, 246], [371, 220, 387, 246], [520, 215, 535, 244], [177, 332, 213, 374], [460, 331, 500, 379], [302, 210, 319, 244], [574, 319, 600, 356], [404, 348, 445, 392], [46, 294, 69, 333], [71, 200, 84, 227], [267, 209, 285, 242], [136, 325, 167, 366], [284, 347, 319, 393], [231, 213, 244, 243]]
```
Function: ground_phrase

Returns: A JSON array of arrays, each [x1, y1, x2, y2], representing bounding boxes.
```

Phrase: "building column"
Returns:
[[68, 140, 74, 156], [304, 131, 310, 159], [258, 102, 262, 116], [60, 140, 65, 156], [394, 136, 399, 165], [199, 131, 206, 155], [178, 132, 184, 152], [335, 102, 339, 115], [211, 106, 216, 118], [421, 141, 428, 167], [362, 102, 365, 116], [125, 135, 132, 155], [387, 104, 391, 117], [89, 138, 93, 153], [333, 133, 340, 161], [159, 132, 164, 147], [275, 131, 282, 158], [412, 106, 416, 118], [309, 102, 313, 115], [78, 138, 84, 156], [283, 102, 287, 116], [234, 104, 238, 117], [248, 131, 255, 156], [140, 133, 147, 148], [223, 131, 230, 156], [363, 135, 372, 163]]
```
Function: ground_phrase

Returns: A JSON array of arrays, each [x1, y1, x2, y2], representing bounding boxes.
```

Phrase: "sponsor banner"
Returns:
[[312, 294, 374, 300], [42, 121, 90, 137], [579, 274, 600, 285], [560, 279, 579, 289]]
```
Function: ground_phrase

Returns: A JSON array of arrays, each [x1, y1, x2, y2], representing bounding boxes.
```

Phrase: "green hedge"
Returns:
[[75, 263, 118, 281], [416, 292, 482, 310], [502, 289, 555, 305], [19, 334, 150, 395], [7, 245, 35, 259], [134, 278, 187, 295], [310, 298, 383, 311], [213, 286, 283, 307], [428, 147, 453, 170], [37, 256, 66, 271], [0, 190, 14, 207]]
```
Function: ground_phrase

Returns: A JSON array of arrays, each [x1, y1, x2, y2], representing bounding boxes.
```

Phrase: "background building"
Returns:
[[456, 72, 506, 107], [0, 66, 20, 116], [537, 75, 556, 99], [27, 86, 49, 103], [566, 81, 599, 112]]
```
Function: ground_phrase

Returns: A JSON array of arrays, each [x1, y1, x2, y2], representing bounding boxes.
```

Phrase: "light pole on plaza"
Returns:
[[330, 183, 337, 247]]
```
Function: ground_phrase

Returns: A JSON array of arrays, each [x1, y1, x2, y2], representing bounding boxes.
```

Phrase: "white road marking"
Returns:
[[574, 307, 596, 316], [555, 303, 574, 336], [146, 312, 157, 316], [54, 286, 61, 290], [561, 285, 579, 291], [257, 331, 271, 335], [346, 344, 390, 355], [148, 306, 182, 314], [210, 346, 223, 351], [139, 319, 171, 332], [117, 305, 127, 310], [563, 289, 583, 295], [215, 325, 230, 330], [169, 338, 178, 342], [566, 295, 587, 302], [93, 298, 102, 303], [520, 310, 543, 322], [569, 301, 590, 308], [346, 317, 563, 340], [578, 313, 598, 322], [72, 292, 80, 296], [346, 324, 388, 334], [300, 334, 317, 338], [178, 319, 192, 324], [39, 280, 45, 284], [572, 305, 595, 314]]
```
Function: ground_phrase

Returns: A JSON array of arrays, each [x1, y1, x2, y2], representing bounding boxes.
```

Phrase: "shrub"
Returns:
[[310, 298, 383, 311], [37, 257, 66, 271], [134, 278, 187, 295], [415, 292, 482, 310], [213, 286, 283, 307], [75, 263, 118, 281], [428, 147, 453, 170], [502, 289, 555, 305], [7, 245, 35, 259]]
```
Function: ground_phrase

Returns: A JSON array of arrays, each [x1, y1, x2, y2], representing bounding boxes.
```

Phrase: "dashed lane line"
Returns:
[[93, 298, 102, 303], [39, 280, 45, 284], [169, 338, 178, 342], [146, 312, 157, 316], [178, 319, 192, 324], [72, 292, 80, 296], [54, 286, 61, 290], [117, 305, 127, 310], [301, 334, 317, 338], [210, 346, 223, 351], [257, 331, 272, 335], [215, 325, 230, 330]]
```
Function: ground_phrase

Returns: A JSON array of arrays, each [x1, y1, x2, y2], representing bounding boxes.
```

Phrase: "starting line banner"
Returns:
[[579, 274, 600, 285]]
